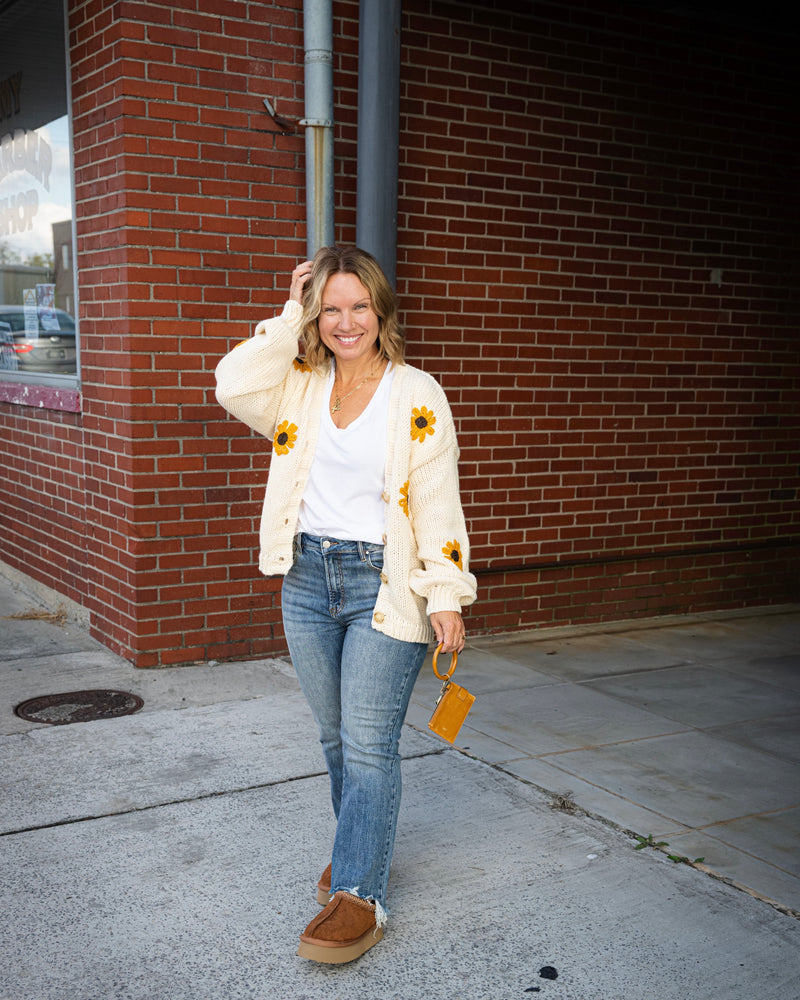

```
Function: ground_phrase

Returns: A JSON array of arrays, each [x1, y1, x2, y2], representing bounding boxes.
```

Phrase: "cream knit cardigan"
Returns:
[[215, 299, 477, 644]]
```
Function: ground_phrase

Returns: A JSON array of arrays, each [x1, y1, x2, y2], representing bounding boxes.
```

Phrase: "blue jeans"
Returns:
[[281, 533, 427, 912]]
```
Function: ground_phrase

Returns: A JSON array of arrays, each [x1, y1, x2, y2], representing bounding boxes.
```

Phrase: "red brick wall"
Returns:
[[1, 0, 797, 666], [396, 0, 800, 631], [69, 0, 311, 664], [0, 395, 86, 605]]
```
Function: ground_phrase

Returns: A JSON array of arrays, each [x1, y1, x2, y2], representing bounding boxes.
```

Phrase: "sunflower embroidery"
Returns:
[[399, 481, 410, 518], [293, 357, 312, 373], [411, 406, 436, 442], [442, 540, 463, 571], [273, 420, 298, 455]]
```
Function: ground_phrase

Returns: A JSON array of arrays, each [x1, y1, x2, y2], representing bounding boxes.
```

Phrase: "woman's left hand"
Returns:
[[430, 610, 466, 653]]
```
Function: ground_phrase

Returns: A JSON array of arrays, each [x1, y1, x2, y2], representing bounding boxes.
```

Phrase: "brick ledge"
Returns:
[[0, 381, 81, 412]]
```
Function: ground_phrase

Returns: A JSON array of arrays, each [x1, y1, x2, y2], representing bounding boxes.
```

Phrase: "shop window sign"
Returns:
[[0, 0, 77, 379]]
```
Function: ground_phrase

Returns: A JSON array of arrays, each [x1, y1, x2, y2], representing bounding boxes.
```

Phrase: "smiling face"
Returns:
[[317, 272, 381, 370]]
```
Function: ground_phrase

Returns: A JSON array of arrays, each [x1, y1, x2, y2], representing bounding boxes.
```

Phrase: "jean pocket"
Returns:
[[364, 545, 384, 573]]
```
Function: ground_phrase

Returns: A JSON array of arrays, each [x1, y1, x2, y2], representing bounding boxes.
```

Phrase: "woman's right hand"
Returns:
[[289, 260, 314, 303]]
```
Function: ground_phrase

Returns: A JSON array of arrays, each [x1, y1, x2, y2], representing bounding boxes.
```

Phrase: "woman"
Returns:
[[215, 246, 476, 964]]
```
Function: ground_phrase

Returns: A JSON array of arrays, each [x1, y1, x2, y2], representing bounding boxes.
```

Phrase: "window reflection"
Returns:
[[0, 114, 76, 376], [1, 0, 76, 381]]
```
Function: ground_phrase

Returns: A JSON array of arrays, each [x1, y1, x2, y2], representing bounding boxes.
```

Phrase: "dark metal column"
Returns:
[[302, 0, 334, 256], [356, 0, 401, 287]]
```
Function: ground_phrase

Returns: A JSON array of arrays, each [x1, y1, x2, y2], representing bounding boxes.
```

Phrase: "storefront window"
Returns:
[[0, 0, 77, 382]]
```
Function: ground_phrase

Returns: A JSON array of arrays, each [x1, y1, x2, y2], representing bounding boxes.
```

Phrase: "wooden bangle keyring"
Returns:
[[432, 643, 458, 681]]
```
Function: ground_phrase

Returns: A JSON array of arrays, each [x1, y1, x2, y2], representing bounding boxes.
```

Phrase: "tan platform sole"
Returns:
[[297, 925, 384, 964]]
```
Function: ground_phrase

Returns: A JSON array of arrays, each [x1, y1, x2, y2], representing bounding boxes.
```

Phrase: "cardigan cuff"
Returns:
[[424, 583, 475, 616], [281, 299, 303, 321], [254, 299, 303, 336]]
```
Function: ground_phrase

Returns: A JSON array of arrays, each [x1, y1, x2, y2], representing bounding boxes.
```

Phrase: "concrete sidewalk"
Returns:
[[1, 567, 799, 1000]]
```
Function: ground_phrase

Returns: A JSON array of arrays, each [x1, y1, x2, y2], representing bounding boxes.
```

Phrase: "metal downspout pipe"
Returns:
[[356, 0, 402, 288], [302, 0, 334, 257]]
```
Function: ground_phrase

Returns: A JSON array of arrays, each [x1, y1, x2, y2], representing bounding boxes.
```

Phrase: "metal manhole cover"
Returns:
[[14, 690, 144, 726]]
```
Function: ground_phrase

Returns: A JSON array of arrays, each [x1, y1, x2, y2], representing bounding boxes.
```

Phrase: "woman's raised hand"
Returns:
[[290, 260, 314, 303]]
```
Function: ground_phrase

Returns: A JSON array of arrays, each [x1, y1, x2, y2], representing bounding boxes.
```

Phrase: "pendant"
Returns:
[[331, 397, 341, 413]]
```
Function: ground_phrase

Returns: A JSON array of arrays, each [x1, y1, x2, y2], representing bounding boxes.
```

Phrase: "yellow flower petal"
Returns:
[[273, 420, 298, 455], [411, 406, 436, 442], [399, 481, 410, 518], [442, 540, 463, 570]]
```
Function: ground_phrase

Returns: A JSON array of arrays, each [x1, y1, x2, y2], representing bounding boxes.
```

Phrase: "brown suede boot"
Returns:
[[316, 862, 332, 905], [297, 891, 384, 964]]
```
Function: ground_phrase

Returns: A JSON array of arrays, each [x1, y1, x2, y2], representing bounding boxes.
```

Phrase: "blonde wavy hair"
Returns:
[[300, 246, 406, 370]]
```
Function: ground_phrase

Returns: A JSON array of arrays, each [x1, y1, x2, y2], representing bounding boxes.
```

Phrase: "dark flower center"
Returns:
[[277, 432, 288, 446], [415, 415, 428, 428]]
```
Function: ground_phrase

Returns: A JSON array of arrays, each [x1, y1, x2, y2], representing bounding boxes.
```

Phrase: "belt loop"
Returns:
[[357, 539, 367, 562]]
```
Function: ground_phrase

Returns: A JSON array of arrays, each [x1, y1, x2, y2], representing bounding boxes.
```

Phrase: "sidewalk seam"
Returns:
[[484, 756, 800, 923], [0, 770, 329, 838], [0, 747, 447, 839]]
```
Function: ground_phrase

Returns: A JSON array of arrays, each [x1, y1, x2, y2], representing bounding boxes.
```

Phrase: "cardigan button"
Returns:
[[380, 572, 388, 584], [382, 533, 387, 544], [381, 491, 389, 503], [373, 612, 384, 623]]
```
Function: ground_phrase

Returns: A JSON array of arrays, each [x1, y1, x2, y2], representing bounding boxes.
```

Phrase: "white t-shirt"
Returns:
[[297, 363, 394, 544]]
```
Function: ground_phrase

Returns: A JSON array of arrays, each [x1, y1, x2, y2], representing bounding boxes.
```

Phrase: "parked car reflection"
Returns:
[[0, 306, 77, 375]]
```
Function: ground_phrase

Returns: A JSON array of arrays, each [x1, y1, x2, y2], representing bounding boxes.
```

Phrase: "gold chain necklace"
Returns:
[[330, 362, 383, 414]]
